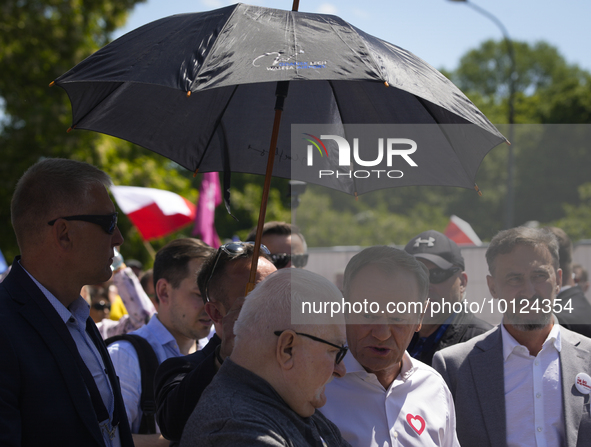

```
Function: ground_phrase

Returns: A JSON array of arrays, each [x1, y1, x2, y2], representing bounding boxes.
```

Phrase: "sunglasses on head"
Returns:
[[274, 330, 348, 364], [270, 253, 309, 269], [204, 242, 270, 303], [429, 266, 461, 284], [91, 300, 111, 311], [48, 212, 118, 235]]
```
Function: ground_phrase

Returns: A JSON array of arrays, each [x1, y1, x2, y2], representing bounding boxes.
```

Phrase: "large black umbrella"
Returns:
[[53, 2, 506, 290]]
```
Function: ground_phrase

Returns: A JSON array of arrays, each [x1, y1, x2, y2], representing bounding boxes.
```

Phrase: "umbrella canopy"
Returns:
[[54, 3, 505, 196]]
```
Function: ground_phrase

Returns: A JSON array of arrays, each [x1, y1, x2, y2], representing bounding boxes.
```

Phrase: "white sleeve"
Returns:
[[112, 267, 156, 329], [108, 340, 142, 434]]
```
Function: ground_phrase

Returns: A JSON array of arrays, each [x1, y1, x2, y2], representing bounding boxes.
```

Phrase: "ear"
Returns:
[[459, 272, 468, 293], [156, 278, 171, 306], [52, 219, 73, 252], [486, 275, 498, 299], [205, 302, 225, 325], [276, 330, 297, 371], [556, 268, 563, 291]]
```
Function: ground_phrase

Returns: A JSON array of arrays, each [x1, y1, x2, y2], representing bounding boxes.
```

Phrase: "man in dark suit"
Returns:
[[0, 158, 134, 446], [433, 226, 591, 447], [546, 226, 591, 338]]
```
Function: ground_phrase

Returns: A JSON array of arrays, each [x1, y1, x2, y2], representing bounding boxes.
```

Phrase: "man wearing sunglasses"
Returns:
[[246, 221, 309, 269], [0, 158, 133, 446], [404, 230, 492, 366], [180, 268, 350, 446], [155, 242, 276, 444], [321, 246, 460, 446]]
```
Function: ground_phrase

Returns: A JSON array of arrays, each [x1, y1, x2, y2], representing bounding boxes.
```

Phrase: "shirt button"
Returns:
[[537, 427, 543, 432], [535, 360, 539, 366], [393, 431, 398, 438], [536, 392, 541, 398]]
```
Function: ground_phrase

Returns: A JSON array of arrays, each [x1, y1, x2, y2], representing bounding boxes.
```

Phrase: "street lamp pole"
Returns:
[[448, 0, 516, 229]]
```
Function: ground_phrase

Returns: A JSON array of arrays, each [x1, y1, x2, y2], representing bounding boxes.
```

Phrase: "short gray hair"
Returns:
[[343, 246, 429, 302], [486, 226, 560, 275], [11, 158, 112, 250], [234, 268, 342, 343]]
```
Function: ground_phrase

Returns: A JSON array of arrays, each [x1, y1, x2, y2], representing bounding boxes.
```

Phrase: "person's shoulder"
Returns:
[[437, 325, 500, 360]]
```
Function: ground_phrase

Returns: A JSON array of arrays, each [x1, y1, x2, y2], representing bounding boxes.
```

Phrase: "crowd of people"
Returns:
[[1, 157, 591, 446]]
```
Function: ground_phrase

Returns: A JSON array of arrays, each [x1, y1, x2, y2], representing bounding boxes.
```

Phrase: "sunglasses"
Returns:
[[91, 300, 111, 311], [204, 242, 270, 302], [270, 253, 309, 269], [48, 212, 118, 235], [274, 330, 348, 364], [429, 266, 461, 284]]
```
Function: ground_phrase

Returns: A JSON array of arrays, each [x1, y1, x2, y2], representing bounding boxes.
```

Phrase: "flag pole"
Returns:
[[143, 240, 156, 260]]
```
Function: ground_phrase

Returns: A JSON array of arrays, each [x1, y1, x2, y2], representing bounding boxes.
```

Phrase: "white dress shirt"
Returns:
[[501, 322, 565, 447], [321, 350, 460, 447]]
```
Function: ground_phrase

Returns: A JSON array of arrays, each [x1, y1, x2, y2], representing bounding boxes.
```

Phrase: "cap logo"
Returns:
[[414, 237, 435, 247]]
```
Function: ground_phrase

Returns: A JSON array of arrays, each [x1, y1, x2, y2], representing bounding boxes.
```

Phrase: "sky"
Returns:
[[115, 0, 591, 73]]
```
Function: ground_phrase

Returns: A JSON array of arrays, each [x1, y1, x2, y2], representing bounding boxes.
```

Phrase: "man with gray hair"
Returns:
[[0, 158, 133, 446], [433, 226, 591, 447], [321, 246, 460, 446], [180, 268, 351, 446]]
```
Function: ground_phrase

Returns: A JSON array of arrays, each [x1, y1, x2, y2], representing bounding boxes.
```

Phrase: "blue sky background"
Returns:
[[115, 0, 591, 73]]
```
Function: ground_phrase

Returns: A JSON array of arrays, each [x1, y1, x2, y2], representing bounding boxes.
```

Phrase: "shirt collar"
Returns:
[[501, 319, 561, 361], [19, 260, 90, 329], [343, 349, 418, 382], [146, 314, 177, 346]]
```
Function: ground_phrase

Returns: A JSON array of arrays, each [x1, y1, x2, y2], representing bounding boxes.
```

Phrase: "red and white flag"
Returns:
[[110, 186, 196, 241], [192, 172, 222, 248], [444, 215, 483, 246]]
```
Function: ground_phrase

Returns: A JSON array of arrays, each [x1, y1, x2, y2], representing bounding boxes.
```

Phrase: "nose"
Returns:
[[371, 324, 391, 341], [520, 278, 537, 299], [333, 360, 346, 378], [112, 226, 124, 247]]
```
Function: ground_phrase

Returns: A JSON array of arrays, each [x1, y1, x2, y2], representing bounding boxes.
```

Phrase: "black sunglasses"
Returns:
[[274, 330, 348, 364], [429, 266, 461, 284], [48, 212, 118, 235], [91, 300, 111, 311], [204, 242, 270, 303], [270, 253, 309, 269]]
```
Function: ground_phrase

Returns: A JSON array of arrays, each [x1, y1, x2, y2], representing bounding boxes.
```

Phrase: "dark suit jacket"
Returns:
[[433, 325, 591, 447], [155, 334, 220, 442], [555, 285, 591, 338], [0, 259, 134, 447]]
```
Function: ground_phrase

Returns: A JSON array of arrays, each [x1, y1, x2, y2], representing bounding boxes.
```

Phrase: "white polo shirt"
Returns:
[[501, 322, 564, 447], [321, 350, 459, 447]]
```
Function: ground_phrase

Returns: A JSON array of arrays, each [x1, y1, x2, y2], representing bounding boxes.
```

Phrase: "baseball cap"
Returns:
[[404, 230, 465, 270]]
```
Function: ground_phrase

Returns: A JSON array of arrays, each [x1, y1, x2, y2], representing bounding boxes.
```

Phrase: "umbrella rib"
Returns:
[[415, 96, 474, 185], [194, 84, 240, 172], [328, 80, 359, 196]]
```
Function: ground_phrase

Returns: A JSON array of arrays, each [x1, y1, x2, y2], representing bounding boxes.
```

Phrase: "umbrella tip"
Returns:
[[384, 81, 389, 87], [186, 91, 191, 97], [49, 81, 55, 87], [505, 139, 511, 145], [474, 184, 483, 197], [354, 191, 358, 200], [66, 125, 76, 133], [193, 168, 199, 177]]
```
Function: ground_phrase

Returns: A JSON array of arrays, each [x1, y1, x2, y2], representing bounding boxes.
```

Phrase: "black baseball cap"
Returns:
[[404, 230, 465, 270]]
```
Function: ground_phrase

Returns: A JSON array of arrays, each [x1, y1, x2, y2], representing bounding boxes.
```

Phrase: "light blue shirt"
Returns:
[[108, 314, 182, 433], [22, 263, 121, 447]]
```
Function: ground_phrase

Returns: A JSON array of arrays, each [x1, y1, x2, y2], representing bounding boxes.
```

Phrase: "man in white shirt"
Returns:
[[433, 226, 591, 447], [321, 246, 460, 447], [108, 238, 214, 447]]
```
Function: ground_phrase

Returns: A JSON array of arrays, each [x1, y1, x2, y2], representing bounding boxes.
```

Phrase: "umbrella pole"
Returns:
[[245, 81, 290, 295]]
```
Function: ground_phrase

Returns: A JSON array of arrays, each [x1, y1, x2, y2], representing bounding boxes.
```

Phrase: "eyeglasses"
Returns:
[[429, 266, 461, 284], [274, 330, 348, 364], [204, 242, 270, 303], [47, 212, 118, 235], [91, 300, 111, 311], [270, 253, 309, 269]]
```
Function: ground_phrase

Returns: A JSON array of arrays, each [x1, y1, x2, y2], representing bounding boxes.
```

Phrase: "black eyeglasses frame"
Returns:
[[274, 330, 348, 364]]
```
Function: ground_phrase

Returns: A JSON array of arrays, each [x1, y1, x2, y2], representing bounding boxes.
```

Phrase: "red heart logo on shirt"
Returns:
[[406, 413, 426, 435]]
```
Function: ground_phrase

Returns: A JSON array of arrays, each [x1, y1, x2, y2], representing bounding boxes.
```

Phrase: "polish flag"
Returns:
[[110, 186, 196, 241], [444, 215, 483, 246], [192, 172, 221, 248]]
